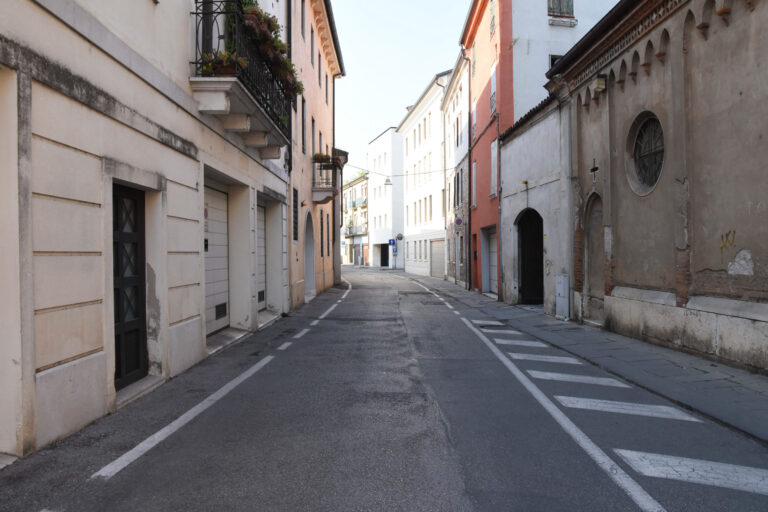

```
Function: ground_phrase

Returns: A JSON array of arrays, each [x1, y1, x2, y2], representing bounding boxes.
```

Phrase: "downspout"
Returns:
[[332, 73, 342, 285], [496, 106, 502, 301], [461, 46, 472, 291]]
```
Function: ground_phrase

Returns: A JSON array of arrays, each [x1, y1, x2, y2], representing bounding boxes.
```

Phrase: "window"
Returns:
[[406, 205, 409, 226], [405, 138, 409, 156], [318, 53, 322, 86], [490, 65, 497, 114], [325, 74, 329, 104], [418, 200, 422, 224], [472, 101, 477, 138], [429, 195, 433, 221], [472, 43, 476, 76], [472, 161, 477, 207], [301, 98, 306, 154], [311, 117, 315, 154], [293, 188, 299, 241], [441, 189, 445, 217], [320, 209, 324, 256], [311, 27, 315, 66], [548, 0, 574, 17], [301, 0, 306, 39], [628, 113, 665, 195], [327, 213, 330, 256], [413, 202, 417, 224], [490, 139, 498, 196], [319, 132, 323, 156]]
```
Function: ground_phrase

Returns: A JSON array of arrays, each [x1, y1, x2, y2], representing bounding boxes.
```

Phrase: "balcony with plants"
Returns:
[[191, 0, 303, 157], [311, 152, 338, 204]]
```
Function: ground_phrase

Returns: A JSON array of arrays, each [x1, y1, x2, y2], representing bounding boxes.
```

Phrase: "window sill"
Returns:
[[549, 16, 578, 27], [489, 193, 497, 199]]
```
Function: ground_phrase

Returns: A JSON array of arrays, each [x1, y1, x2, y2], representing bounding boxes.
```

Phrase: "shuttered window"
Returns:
[[548, 0, 574, 17]]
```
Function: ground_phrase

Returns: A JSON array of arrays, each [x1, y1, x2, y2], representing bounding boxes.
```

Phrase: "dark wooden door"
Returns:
[[113, 184, 148, 390], [519, 209, 544, 304]]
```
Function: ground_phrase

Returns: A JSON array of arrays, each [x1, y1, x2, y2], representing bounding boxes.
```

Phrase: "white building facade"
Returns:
[[441, 56, 470, 287], [511, 0, 616, 123], [367, 128, 404, 269], [342, 174, 368, 265], [398, 71, 451, 278]]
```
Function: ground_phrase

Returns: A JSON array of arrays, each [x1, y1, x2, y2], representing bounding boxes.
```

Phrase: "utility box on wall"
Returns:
[[555, 274, 569, 321]]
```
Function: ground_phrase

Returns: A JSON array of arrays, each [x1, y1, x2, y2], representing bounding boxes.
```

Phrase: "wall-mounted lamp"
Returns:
[[301, 200, 307, 207], [384, 178, 393, 186], [592, 74, 607, 93]]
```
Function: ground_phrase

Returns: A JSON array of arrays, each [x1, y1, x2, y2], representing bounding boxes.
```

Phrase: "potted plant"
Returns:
[[201, 50, 248, 76]]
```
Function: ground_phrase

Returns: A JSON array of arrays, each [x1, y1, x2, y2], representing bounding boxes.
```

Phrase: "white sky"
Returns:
[[332, 0, 472, 174]]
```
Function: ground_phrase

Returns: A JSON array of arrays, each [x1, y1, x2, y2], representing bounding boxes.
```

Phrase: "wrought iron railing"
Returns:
[[312, 163, 337, 189], [193, 0, 291, 138], [343, 225, 368, 236]]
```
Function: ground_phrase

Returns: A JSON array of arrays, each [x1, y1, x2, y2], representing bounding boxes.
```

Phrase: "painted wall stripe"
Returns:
[[91, 356, 275, 480], [508, 353, 583, 365], [615, 450, 768, 496], [495, 339, 548, 348], [461, 318, 665, 512], [528, 370, 630, 388], [555, 396, 702, 422]]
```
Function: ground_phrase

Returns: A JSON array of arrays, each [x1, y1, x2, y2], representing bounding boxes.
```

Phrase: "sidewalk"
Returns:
[[405, 272, 768, 445]]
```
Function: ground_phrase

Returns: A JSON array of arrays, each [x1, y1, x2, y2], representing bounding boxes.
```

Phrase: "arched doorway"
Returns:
[[584, 195, 604, 322], [304, 211, 316, 301], [517, 209, 544, 304]]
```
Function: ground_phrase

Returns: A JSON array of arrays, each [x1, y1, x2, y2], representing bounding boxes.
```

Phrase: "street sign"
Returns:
[[389, 239, 396, 246], [392, 247, 398, 254], [455, 217, 463, 226]]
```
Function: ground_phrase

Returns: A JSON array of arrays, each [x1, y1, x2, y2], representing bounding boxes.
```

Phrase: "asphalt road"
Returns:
[[2, 267, 768, 511]]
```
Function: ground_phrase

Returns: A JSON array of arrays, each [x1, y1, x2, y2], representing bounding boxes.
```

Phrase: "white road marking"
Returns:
[[461, 319, 665, 512], [293, 328, 310, 339], [277, 342, 292, 351], [495, 339, 547, 348], [337, 300, 342, 303], [472, 320, 504, 326], [446, 304, 454, 309], [453, 311, 460, 315], [318, 304, 337, 320], [482, 328, 522, 335], [91, 356, 275, 480], [555, 396, 702, 422], [528, 370, 630, 388], [508, 353, 583, 365], [615, 450, 768, 496], [310, 320, 319, 326], [341, 278, 352, 299]]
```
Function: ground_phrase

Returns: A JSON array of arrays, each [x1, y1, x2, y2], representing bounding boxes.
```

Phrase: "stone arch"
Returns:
[[697, 0, 715, 37], [303, 210, 316, 300], [618, 59, 628, 90], [630, 50, 640, 82], [657, 29, 670, 64], [642, 40, 654, 75], [583, 193, 605, 323], [583, 87, 592, 110], [515, 208, 544, 305], [684, 9, 698, 53]]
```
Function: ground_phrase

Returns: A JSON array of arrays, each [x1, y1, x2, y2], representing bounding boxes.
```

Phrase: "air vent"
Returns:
[[258, 291, 265, 302], [215, 302, 227, 319]]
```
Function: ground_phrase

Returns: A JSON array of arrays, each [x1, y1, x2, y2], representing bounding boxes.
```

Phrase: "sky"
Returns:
[[332, 0, 472, 175]]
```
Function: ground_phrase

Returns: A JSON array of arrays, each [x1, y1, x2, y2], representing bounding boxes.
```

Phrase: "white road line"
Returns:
[[495, 339, 547, 348], [310, 320, 319, 326], [555, 396, 702, 422], [446, 304, 454, 309], [277, 342, 292, 351], [91, 355, 275, 480], [508, 353, 583, 365], [482, 328, 522, 335], [293, 328, 310, 339], [341, 278, 352, 299], [615, 450, 768, 496], [461, 319, 665, 512], [472, 320, 504, 326], [528, 370, 630, 388], [318, 304, 337, 320], [337, 300, 342, 303], [453, 311, 460, 315]]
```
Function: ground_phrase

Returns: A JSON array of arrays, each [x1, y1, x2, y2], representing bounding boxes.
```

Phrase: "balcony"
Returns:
[[351, 197, 368, 209], [343, 225, 368, 237], [191, 0, 291, 157], [312, 162, 338, 204]]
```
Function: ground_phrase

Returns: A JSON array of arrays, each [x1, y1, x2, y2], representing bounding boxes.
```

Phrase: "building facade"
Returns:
[[342, 174, 369, 266], [442, 56, 471, 288], [461, 0, 614, 298], [547, 0, 768, 370], [367, 128, 405, 269], [289, 0, 345, 307], [0, 0, 343, 457], [398, 71, 451, 278]]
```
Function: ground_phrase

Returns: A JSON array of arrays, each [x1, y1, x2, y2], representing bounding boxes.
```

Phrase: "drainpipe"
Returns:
[[461, 46, 472, 291], [496, 109, 502, 301], [435, 76, 448, 280]]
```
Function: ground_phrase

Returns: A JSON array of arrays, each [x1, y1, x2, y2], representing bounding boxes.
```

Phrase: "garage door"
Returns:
[[256, 205, 267, 311], [430, 239, 445, 278], [489, 231, 498, 294], [204, 185, 229, 335]]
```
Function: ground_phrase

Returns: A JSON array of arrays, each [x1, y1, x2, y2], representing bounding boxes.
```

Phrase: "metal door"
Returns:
[[489, 231, 498, 294], [113, 184, 147, 390], [430, 239, 445, 278], [257, 205, 267, 311], [204, 185, 229, 335]]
